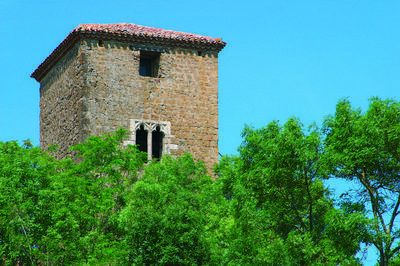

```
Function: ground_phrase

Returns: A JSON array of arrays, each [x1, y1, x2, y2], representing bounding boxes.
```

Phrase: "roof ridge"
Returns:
[[73, 23, 224, 43]]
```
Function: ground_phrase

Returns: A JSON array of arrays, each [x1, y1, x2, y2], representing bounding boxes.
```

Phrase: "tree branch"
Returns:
[[304, 170, 313, 232], [14, 206, 34, 265], [390, 243, 400, 258], [389, 193, 400, 234], [276, 185, 307, 233], [357, 170, 385, 252]]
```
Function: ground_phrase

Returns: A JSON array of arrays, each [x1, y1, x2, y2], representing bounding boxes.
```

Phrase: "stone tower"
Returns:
[[31, 23, 226, 170]]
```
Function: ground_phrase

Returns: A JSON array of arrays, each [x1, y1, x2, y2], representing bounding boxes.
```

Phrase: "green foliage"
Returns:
[[0, 129, 228, 265], [39, 129, 146, 264], [0, 140, 56, 265], [0, 129, 147, 265], [118, 154, 215, 264], [215, 118, 367, 265], [324, 97, 400, 265], [3, 97, 400, 266]]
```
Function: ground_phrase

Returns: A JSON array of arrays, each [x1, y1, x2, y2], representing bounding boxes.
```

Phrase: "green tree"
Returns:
[[3, 115, 384, 265], [0, 129, 147, 265], [0, 129, 230, 265], [0, 140, 57, 265], [40, 128, 146, 264], [216, 118, 367, 265], [118, 154, 228, 265], [324, 97, 400, 265]]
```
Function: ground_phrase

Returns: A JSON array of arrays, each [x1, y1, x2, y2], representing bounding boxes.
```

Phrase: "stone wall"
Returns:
[[39, 41, 88, 158], [39, 38, 220, 171]]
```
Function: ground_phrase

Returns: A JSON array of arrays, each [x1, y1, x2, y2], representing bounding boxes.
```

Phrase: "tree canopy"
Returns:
[[1, 97, 400, 265], [215, 118, 368, 265], [324, 97, 400, 265]]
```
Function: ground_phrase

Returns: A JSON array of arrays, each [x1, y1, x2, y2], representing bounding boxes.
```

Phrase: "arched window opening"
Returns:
[[152, 126, 164, 160], [136, 124, 148, 153]]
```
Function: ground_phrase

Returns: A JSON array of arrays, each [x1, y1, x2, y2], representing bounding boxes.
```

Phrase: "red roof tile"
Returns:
[[32, 23, 226, 81], [76, 23, 224, 44]]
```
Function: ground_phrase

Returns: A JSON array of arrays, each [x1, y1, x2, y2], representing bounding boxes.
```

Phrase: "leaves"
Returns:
[[324, 97, 400, 264], [119, 155, 213, 264], [2, 97, 400, 265], [215, 117, 365, 264]]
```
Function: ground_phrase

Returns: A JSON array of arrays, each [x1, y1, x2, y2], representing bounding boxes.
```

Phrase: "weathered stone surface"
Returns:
[[37, 30, 223, 172]]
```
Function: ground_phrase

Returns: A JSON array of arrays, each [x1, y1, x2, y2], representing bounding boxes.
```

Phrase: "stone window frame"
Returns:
[[130, 45, 165, 79], [124, 119, 177, 161]]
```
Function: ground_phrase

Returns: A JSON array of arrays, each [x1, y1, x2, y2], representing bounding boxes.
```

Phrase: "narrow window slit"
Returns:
[[135, 124, 148, 153], [152, 126, 164, 160]]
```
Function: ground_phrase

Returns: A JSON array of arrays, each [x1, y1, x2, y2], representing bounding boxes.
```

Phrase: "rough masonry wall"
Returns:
[[39, 41, 88, 158], [81, 39, 219, 170]]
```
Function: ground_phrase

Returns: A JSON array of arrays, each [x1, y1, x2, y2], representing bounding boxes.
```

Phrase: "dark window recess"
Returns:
[[139, 51, 160, 77], [152, 126, 164, 160], [98, 40, 104, 47], [135, 125, 148, 153], [139, 58, 153, 77]]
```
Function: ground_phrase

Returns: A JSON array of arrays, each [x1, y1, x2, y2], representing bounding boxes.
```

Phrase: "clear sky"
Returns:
[[1, 1, 399, 264]]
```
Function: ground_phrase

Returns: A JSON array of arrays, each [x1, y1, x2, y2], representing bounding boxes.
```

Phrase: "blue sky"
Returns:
[[1, 1, 399, 264]]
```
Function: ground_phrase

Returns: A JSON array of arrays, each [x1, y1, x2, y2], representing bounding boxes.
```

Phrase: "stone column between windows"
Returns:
[[147, 130, 152, 161]]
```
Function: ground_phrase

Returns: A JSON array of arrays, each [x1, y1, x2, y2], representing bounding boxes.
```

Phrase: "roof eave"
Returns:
[[31, 31, 82, 82], [31, 31, 226, 82]]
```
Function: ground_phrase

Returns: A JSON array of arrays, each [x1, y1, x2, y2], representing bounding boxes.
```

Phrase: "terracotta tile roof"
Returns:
[[76, 23, 225, 45], [31, 23, 226, 81]]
